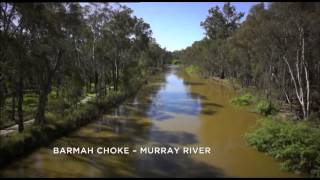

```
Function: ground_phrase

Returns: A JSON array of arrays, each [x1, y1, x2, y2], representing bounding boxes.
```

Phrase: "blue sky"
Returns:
[[120, 2, 258, 52]]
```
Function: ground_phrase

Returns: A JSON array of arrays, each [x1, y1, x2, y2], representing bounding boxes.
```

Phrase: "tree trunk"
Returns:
[[114, 57, 119, 92], [11, 93, 16, 122], [283, 26, 310, 120], [104, 73, 108, 96], [17, 75, 24, 132], [94, 71, 99, 94], [35, 83, 50, 124], [0, 85, 3, 123], [112, 68, 116, 92], [112, 56, 119, 92]]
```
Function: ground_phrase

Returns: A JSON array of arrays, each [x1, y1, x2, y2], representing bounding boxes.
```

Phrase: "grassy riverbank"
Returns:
[[183, 65, 320, 177], [231, 92, 320, 177], [0, 75, 150, 168]]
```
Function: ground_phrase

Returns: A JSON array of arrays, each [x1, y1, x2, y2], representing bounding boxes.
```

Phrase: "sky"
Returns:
[[120, 2, 258, 52]]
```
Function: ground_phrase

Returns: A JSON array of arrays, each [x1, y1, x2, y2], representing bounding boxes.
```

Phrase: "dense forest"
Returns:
[[175, 2, 320, 121], [175, 2, 320, 176], [0, 3, 171, 132]]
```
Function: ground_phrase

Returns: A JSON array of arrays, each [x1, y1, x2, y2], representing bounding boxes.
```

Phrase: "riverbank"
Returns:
[[182, 64, 319, 177], [0, 71, 157, 168], [226, 83, 320, 177]]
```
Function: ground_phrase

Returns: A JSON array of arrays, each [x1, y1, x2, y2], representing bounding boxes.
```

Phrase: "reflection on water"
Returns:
[[148, 70, 201, 120], [0, 66, 300, 178]]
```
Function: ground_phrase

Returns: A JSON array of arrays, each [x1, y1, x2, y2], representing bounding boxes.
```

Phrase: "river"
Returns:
[[0, 66, 299, 178]]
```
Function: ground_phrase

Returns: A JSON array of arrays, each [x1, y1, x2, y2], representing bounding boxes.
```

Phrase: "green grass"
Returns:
[[230, 93, 255, 106], [245, 117, 320, 177], [0, 93, 38, 129], [0, 91, 66, 129]]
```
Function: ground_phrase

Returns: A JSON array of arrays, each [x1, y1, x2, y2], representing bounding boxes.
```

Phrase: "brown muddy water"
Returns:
[[0, 66, 300, 178]]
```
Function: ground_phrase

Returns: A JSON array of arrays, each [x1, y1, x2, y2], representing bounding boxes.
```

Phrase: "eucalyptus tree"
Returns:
[[0, 2, 31, 131], [268, 2, 320, 119], [178, 2, 320, 120], [85, 3, 111, 94], [0, 2, 16, 125], [16, 3, 73, 124], [0, 2, 169, 130], [200, 2, 244, 79]]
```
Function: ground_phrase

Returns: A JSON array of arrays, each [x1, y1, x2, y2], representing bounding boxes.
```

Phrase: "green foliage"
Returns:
[[0, 2, 171, 130], [178, 2, 320, 120], [47, 98, 70, 114], [230, 93, 255, 106], [245, 118, 320, 177], [201, 2, 244, 40], [185, 65, 199, 74], [48, 91, 57, 99], [171, 59, 180, 65], [23, 94, 38, 105], [255, 100, 279, 116]]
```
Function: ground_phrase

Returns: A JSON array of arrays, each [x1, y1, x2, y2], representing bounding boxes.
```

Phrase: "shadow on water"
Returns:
[[202, 102, 223, 108], [149, 112, 175, 121], [71, 113, 225, 177], [134, 149, 225, 178], [0, 66, 226, 178], [200, 109, 217, 116], [2, 111, 225, 177], [183, 81, 205, 86], [189, 92, 208, 101], [148, 128, 198, 145]]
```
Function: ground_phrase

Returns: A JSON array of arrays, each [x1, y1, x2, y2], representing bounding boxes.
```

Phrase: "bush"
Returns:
[[245, 117, 320, 177], [230, 93, 255, 106], [23, 96, 38, 105], [185, 65, 199, 74], [255, 100, 279, 116], [48, 91, 57, 99], [171, 59, 179, 65], [47, 98, 70, 114]]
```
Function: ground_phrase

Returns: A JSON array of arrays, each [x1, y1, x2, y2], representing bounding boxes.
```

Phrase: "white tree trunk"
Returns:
[[283, 26, 310, 120]]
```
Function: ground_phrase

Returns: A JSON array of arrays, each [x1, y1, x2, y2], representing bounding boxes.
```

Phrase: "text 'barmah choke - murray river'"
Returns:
[[52, 146, 212, 155]]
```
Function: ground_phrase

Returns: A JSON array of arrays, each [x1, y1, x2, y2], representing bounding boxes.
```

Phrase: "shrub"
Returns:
[[255, 100, 279, 116], [45, 112, 57, 122], [245, 117, 320, 177], [185, 65, 199, 74], [23, 96, 38, 105], [230, 93, 255, 106], [47, 98, 70, 114], [171, 59, 179, 65], [48, 91, 57, 99]]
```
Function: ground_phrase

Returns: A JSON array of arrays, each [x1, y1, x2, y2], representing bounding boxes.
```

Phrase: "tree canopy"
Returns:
[[0, 2, 171, 131], [178, 2, 320, 120]]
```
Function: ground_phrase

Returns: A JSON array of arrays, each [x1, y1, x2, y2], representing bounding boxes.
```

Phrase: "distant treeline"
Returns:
[[0, 3, 171, 132], [175, 2, 320, 120]]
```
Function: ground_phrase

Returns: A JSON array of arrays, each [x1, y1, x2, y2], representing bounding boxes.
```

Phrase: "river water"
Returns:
[[0, 66, 299, 177]]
